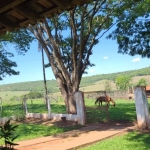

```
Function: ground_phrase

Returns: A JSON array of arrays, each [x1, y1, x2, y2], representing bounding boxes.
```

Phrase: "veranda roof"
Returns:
[[0, 0, 87, 34]]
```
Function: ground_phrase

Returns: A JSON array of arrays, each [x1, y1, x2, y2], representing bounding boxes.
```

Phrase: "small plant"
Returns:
[[0, 119, 19, 150]]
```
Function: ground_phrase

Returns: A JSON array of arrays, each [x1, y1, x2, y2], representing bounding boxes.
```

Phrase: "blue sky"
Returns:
[[1, 34, 150, 85]]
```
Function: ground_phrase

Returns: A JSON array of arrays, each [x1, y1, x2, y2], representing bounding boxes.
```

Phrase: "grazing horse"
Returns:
[[95, 95, 116, 107]]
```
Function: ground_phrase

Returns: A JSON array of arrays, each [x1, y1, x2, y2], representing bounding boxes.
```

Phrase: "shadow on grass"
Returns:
[[0, 104, 24, 117], [81, 130, 150, 150], [86, 100, 136, 124], [123, 131, 150, 150], [15, 122, 83, 142]]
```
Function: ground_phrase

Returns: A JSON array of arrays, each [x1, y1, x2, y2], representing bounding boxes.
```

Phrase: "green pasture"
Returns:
[[85, 99, 138, 123], [0, 98, 146, 123], [0, 91, 29, 100], [81, 131, 150, 150], [0, 98, 150, 146], [0, 98, 66, 118]]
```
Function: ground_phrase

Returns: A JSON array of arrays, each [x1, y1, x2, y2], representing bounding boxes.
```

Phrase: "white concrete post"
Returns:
[[134, 86, 150, 128], [47, 96, 51, 119], [24, 99, 28, 114], [75, 91, 86, 125]]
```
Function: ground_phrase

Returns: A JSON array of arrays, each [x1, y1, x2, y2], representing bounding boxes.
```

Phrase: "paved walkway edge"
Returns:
[[15, 125, 136, 150], [68, 126, 135, 150]]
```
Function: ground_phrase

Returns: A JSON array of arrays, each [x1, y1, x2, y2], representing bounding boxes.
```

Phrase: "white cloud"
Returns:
[[89, 69, 95, 73], [132, 58, 140, 62], [103, 56, 108, 59]]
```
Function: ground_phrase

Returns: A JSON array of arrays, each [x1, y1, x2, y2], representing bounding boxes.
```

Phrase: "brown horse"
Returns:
[[95, 95, 116, 107]]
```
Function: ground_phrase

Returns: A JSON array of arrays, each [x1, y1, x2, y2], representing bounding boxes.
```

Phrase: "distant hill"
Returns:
[[0, 66, 150, 93]]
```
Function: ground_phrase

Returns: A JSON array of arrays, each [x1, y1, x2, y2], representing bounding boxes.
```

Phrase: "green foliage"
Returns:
[[0, 49, 19, 80], [26, 91, 43, 99], [104, 80, 112, 92], [136, 78, 148, 86], [0, 29, 34, 80], [0, 119, 18, 150], [115, 76, 132, 91], [108, 0, 150, 58]]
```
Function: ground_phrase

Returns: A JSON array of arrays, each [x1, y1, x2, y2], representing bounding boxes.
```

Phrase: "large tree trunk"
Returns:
[[60, 85, 77, 114]]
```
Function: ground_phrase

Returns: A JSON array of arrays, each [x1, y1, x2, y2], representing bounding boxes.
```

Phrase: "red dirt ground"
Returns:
[[13, 118, 141, 150]]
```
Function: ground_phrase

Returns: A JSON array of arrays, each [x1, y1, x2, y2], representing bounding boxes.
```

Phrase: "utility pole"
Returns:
[[41, 48, 48, 107]]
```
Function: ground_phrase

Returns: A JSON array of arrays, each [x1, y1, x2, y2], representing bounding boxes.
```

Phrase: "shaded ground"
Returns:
[[17, 117, 79, 127], [13, 118, 140, 150]]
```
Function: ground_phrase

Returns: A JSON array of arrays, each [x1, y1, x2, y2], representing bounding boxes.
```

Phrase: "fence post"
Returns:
[[134, 86, 150, 128], [47, 96, 51, 119], [24, 98, 28, 114], [23, 95, 28, 115], [75, 91, 86, 125]]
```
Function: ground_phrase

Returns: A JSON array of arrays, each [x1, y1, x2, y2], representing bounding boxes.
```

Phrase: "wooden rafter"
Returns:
[[0, 0, 88, 34], [0, 0, 26, 13], [14, 4, 39, 21], [50, 0, 71, 8], [0, 15, 18, 29]]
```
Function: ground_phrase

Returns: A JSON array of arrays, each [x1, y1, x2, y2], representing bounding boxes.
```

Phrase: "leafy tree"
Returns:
[[25, 91, 43, 99], [108, 0, 150, 57], [104, 80, 112, 92], [0, 29, 34, 80], [136, 78, 148, 86], [115, 76, 132, 91], [28, 0, 123, 114]]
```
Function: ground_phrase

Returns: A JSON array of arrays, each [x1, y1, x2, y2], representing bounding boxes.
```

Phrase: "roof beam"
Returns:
[[0, 0, 26, 13], [50, 0, 71, 8], [14, 4, 39, 21], [0, 15, 19, 29]]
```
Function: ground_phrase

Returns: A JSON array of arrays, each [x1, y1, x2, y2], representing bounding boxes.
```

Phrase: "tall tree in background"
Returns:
[[136, 78, 148, 87], [28, 0, 123, 114], [115, 76, 131, 91], [104, 80, 112, 92]]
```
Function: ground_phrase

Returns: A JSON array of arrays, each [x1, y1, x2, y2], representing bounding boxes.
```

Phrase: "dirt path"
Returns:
[[15, 121, 136, 150]]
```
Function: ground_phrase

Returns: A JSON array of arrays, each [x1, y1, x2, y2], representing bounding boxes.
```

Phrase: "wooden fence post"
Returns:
[[134, 86, 150, 128]]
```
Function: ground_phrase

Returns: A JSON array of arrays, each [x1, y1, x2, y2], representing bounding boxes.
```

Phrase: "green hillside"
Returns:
[[0, 66, 150, 93]]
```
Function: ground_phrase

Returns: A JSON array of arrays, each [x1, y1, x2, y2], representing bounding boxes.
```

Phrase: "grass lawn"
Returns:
[[0, 98, 139, 122], [85, 99, 137, 124], [0, 122, 82, 145], [0, 98, 149, 145], [81, 131, 150, 150], [0, 99, 66, 117]]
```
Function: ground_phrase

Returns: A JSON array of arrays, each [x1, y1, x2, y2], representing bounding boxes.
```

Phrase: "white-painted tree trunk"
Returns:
[[134, 86, 150, 128]]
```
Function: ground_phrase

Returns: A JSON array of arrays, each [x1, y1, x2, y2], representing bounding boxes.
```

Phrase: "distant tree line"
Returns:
[[0, 66, 150, 92], [10, 91, 43, 101]]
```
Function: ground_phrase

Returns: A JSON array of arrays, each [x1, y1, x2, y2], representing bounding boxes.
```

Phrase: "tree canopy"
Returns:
[[136, 78, 148, 86], [28, 0, 125, 113], [115, 75, 132, 91], [108, 0, 150, 57], [0, 29, 34, 80]]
